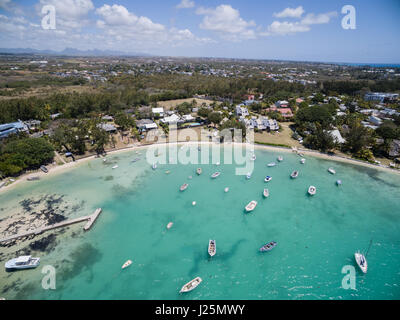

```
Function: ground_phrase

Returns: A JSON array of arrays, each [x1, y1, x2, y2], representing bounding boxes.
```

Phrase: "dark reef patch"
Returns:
[[57, 243, 102, 283], [29, 234, 58, 252]]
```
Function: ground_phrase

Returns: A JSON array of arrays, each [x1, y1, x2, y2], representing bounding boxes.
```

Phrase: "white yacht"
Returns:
[[180, 277, 202, 293], [277, 156, 283, 162], [122, 260, 132, 269], [245, 201, 258, 212], [355, 252, 367, 273], [267, 162, 276, 167], [300, 158, 306, 164], [5, 256, 40, 271], [328, 167, 336, 175], [291, 171, 299, 179], [263, 189, 269, 198], [208, 240, 216, 257], [308, 186, 317, 195], [211, 172, 221, 179]]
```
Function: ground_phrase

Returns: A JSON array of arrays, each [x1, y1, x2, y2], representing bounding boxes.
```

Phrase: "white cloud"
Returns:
[[176, 0, 195, 9], [0, 0, 11, 10], [265, 21, 310, 36], [264, 10, 337, 36], [273, 6, 304, 19], [39, 0, 94, 19], [96, 4, 165, 34], [301, 12, 338, 25], [37, 0, 94, 29], [196, 4, 256, 41]]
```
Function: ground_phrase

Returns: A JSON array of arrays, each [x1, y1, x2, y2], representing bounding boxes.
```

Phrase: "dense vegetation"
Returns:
[[0, 136, 54, 176]]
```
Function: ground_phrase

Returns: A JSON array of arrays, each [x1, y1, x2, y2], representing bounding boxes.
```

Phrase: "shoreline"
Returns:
[[1, 141, 399, 195]]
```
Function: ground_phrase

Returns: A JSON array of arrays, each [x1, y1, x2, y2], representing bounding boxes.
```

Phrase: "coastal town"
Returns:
[[1, 55, 400, 187]]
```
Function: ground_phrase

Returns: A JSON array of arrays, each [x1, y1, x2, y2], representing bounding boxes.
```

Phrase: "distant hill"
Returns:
[[0, 47, 150, 57]]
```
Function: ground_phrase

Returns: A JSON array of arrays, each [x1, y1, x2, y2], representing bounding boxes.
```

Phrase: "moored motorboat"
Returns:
[[211, 172, 221, 179], [277, 156, 283, 162], [180, 277, 202, 293], [152, 163, 157, 170], [328, 167, 336, 175], [250, 154, 256, 161], [336, 180, 342, 186], [208, 240, 216, 257], [354, 251, 367, 273], [5, 256, 40, 271], [267, 162, 276, 167], [27, 176, 40, 181], [245, 200, 257, 212], [263, 189, 269, 198], [308, 185, 316, 195], [300, 158, 306, 164], [291, 170, 299, 179], [112, 165, 118, 169], [167, 222, 173, 229], [224, 187, 229, 193], [264, 176, 272, 182], [122, 260, 132, 269], [180, 183, 189, 191], [259, 241, 277, 252], [196, 168, 202, 175], [246, 172, 252, 179], [40, 165, 49, 173]]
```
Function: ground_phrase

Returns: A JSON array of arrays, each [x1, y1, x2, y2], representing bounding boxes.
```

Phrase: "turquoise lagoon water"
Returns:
[[0, 144, 400, 300]]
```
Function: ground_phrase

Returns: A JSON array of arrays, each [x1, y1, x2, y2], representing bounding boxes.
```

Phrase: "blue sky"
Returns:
[[0, 0, 399, 63]]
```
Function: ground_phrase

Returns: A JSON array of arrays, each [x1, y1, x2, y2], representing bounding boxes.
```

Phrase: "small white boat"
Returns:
[[5, 256, 40, 271], [27, 176, 40, 181], [300, 158, 306, 164], [263, 189, 269, 198], [180, 183, 189, 191], [308, 186, 317, 195], [196, 168, 202, 175], [167, 222, 173, 229], [250, 154, 256, 161], [291, 171, 299, 179], [245, 200, 258, 212], [277, 156, 283, 162], [264, 176, 272, 182], [328, 167, 336, 175], [40, 165, 49, 173], [208, 240, 216, 257], [267, 162, 276, 167], [103, 158, 107, 162], [216, 162, 220, 166], [165, 170, 171, 174], [112, 165, 119, 169], [246, 172, 252, 179], [355, 252, 367, 274], [152, 163, 157, 170], [336, 180, 342, 186], [211, 172, 221, 179], [224, 187, 229, 193], [180, 277, 202, 293], [122, 260, 132, 269]]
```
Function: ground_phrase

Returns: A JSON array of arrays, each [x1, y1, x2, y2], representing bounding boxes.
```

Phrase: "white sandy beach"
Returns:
[[0, 141, 399, 195]]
